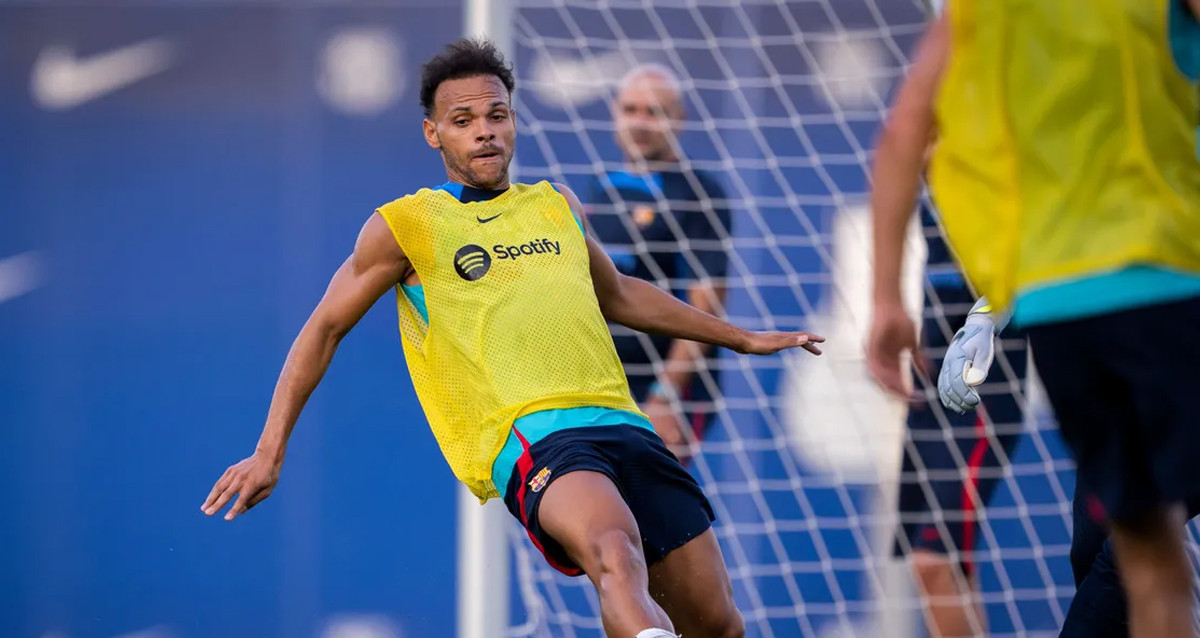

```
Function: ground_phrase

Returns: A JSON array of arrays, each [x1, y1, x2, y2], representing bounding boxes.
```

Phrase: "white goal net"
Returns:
[[490, 1, 1085, 636]]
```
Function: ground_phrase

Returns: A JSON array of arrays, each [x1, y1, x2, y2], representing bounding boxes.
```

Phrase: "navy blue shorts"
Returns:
[[1026, 295, 1200, 524], [502, 424, 716, 576], [894, 286, 1028, 574]]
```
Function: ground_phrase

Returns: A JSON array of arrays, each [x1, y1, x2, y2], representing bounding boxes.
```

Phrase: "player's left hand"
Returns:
[[737, 330, 825, 356], [937, 313, 997, 414]]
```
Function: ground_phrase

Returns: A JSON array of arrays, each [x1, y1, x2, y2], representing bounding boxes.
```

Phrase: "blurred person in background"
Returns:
[[584, 63, 732, 463], [867, 185, 1028, 637]]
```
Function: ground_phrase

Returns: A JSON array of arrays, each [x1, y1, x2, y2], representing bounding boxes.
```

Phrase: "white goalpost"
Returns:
[[456, 1, 1099, 637], [457, 3, 514, 638]]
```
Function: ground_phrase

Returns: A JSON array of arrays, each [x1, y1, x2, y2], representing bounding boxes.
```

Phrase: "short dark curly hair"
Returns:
[[420, 38, 516, 118]]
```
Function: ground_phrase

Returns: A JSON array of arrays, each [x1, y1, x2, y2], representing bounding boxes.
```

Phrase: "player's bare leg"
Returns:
[[647, 527, 744, 638], [911, 550, 984, 638], [538, 470, 674, 636], [1110, 503, 1196, 638]]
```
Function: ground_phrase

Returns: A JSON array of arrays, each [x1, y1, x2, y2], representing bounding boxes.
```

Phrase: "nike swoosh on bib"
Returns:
[[477, 212, 503, 223]]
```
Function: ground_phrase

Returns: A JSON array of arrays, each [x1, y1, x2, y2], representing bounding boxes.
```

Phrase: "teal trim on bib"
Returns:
[[1169, 0, 1200, 80], [491, 407, 653, 497], [1015, 266, 1200, 326]]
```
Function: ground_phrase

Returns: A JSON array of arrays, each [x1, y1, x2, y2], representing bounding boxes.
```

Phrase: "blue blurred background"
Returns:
[[0, 2, 1077, 637], [2, 3, 461, 637]]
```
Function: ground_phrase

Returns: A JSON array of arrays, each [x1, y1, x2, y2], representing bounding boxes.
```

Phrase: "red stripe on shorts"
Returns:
[[511, 425, 583, 576], [960, 414, 990, 575]]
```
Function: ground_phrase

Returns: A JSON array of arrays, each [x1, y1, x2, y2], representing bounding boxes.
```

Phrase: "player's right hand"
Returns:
[[937, 312, 997, 414], [202, 452, 281, 521], [867, 303, 924, 398]]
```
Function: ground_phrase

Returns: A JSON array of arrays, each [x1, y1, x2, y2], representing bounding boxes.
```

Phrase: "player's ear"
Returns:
[[423, 118, 440, 150], [670, 97, 686, 131]]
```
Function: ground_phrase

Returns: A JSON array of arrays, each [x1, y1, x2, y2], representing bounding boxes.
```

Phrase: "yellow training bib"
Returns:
[[929, 0, 1200, 309], [377, 181, 642, 500]]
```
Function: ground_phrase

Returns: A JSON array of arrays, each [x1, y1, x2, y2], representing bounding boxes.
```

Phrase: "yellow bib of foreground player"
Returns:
[[377, 182, 642, 501], [929, 0, 1200, 310]]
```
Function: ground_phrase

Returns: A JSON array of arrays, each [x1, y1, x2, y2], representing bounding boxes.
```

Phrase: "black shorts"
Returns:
[[895, 285, 1028, 573], [502, 424, 715, 576], [1026, 295, 1200, 524]]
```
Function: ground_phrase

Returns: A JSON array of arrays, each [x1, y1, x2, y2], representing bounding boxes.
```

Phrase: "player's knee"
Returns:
[[697, 606, 744, 638], [587, 529, 646, 585], [911, 550, 956, 589], [1112, 519, 1192, 597], [656, 422, 685, 447]]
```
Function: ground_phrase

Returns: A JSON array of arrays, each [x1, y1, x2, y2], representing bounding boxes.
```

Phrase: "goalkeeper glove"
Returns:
[[937, 297, 1008, 414]]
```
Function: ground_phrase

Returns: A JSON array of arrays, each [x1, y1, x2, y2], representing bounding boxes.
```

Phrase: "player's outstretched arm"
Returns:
[[202, 213, 408, 521], [555, 182, 823, 357], [866, 15, 948, 397], [1189, 0, 1200, 19]]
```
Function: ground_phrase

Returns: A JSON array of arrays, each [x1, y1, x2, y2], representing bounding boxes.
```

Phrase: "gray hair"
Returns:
[[617, 62, 683, 99]]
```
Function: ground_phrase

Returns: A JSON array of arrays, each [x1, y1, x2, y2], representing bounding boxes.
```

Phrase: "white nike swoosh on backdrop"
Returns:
[[30, 37, 176, 110], [0, 252, 44, 304]]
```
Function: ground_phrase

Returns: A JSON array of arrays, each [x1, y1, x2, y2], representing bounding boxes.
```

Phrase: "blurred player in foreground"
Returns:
[[200, 38, 826, 638], [585, 64, 731, 461], [937, 271, 1200, 638], [868, 190, 1029, 637], [931, 122, 1200, 638], [870, 1, 1200, 636]]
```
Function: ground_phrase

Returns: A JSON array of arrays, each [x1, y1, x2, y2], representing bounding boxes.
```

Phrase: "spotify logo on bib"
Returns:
[[453, 244, 492, 281]]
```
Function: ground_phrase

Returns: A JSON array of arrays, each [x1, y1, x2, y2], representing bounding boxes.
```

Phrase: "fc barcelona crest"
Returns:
[[632, 204, 657, 228], [529, 467, 552, 493]]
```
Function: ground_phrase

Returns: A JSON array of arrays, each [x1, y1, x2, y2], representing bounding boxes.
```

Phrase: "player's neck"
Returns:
[[447, 178, 510, 192], [443, 167, 510, 192], [441, 178, 511, 204]]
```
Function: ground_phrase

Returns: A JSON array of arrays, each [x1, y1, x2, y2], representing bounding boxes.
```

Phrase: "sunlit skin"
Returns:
[[423, 74, 516, 190], [613, 70, 684, 165]]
